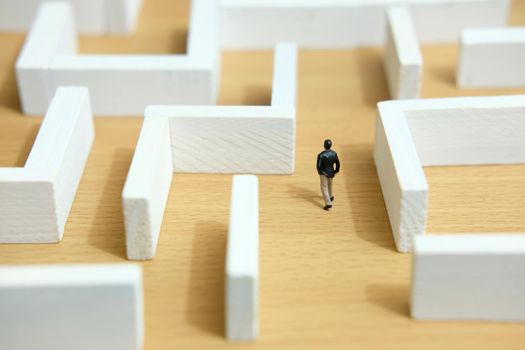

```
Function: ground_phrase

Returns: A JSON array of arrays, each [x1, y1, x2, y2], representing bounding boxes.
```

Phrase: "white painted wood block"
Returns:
[[122, 43, 297, 260], [400, 96, 525, 166], [226, 175, 259, 342], [107, 0, 144, 34], [374, 106, 428, 253], [148, 105, 296, 174], [271, 42, 298, 107], [187, 0, 222, 102], [0, 0, 142, 34], [0, 87, 94, 243], [412, 234, 525, 322], [220, 0, 510, 49], [458, 27, 525, 88], [16, 0, 219, 116], [374, 95, 525, 252], [384, 7, 422, 100], [48, 56, 217, 116], [15, 2, 77, 116], [122, 117, 173, 260], [0, 264, 144, 349], [146, 43, 297, 174]]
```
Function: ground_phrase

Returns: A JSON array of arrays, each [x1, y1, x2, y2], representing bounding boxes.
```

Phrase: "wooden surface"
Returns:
[[1, 1, 525, 348]]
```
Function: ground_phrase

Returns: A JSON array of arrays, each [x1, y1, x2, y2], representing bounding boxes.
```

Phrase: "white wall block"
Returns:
[[146, 43, 298, 174], [122, 117, 173, 261], [374, 95, 525, 252], [226, 175, 259, 342], [149, 105, 296, 174], [220, 0, 510, 49], [48, 56, 217, 116], [15, 2, 77, 116], [458, 27, 525, 88], [188, 0, 222, 102], [0, 0, 142, 34], [412, 234, 525, 322], [373, 106, 428, 253], [16, 0, 219, 116], [384, 7, 422, 100], [0, 264, 144, 350], [122, 43, 297, 260], [271, 42, 299, 107], [0, 87, 94, 243], [107, 0, 144, 34]]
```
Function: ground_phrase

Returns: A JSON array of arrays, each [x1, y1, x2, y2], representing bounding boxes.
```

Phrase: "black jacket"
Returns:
[[317, 150, 340, 178]]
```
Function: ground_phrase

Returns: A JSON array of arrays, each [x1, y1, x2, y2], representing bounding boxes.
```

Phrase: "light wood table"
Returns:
[[0, 1, 524, 349]]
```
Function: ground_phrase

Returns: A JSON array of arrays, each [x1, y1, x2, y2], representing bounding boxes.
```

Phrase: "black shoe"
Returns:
[[323, 205, 332, 211], [330, 196, 334, 202]]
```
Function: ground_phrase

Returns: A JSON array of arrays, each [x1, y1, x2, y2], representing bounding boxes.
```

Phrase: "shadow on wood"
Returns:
[[243, 84, 272, 106], [287, 183, 324, 209], [341, 144, 396, 252], [356, 48, 390, 108], [0, 42, 22, 113], [169, 28, 188, 55], [430, 65, 456, 86], [87, 148, 134, 259], [186, 220, 227, 337], [366, 283, 410, 317]]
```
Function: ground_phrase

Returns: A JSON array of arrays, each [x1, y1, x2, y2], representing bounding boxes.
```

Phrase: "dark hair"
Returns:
[[324, 139, 332, 150]]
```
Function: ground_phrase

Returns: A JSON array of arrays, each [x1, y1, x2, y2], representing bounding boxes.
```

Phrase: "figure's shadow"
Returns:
[[288, 184, 325, 209]]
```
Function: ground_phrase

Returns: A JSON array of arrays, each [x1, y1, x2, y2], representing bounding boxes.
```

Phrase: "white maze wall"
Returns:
[[0, 0, 142, 34], [226, 175, 259, 341], [0, 264, 144, 350], [16, 0, 220, 116], [122, 43, 298, 261], [458, 27, 525, 88], [220, 0, 510, 49], [14, 0, 511, 115], [374, 95, 525, 253], [412, 235, 525, 322], [0, 87, 94, 243]]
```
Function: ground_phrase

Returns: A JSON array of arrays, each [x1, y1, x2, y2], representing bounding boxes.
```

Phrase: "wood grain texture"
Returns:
[[405, 102, 525, 166], [160, 106, 295, 174], [0, 0, 525, 348]]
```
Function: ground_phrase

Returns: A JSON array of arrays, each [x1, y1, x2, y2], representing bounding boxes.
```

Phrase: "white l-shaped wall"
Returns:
[[374, 94, 525, 253]]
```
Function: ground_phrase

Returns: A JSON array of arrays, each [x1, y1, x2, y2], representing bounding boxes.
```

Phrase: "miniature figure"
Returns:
[[316, 139, 340, 210]]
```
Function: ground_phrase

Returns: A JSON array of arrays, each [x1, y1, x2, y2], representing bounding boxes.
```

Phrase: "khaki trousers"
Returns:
[[320, 175, 333, 206]]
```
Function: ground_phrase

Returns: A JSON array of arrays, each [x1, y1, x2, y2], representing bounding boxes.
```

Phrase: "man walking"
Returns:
[[316, 139, 340, 210]]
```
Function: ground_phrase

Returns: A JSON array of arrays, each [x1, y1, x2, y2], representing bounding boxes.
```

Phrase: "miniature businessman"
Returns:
[[317, 139, 340, 211]]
